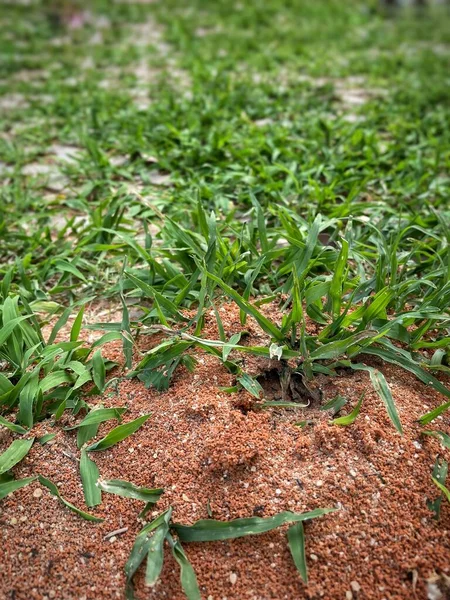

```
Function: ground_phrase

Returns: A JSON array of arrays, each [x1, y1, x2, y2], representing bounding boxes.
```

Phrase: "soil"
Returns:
[[1, 303, 450, 600]]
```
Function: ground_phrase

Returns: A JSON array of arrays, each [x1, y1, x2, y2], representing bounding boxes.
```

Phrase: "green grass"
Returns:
[[0, 0, 449, 597]]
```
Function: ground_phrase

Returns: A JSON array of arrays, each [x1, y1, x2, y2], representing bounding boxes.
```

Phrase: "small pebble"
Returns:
[[350, 581, 361, 592], [33, 488, 43, 498], [310, 554, 318, 561], [346, 592, 353, 600], [315, 480, 324, 487], [10, 517, 17, 525], [109, 536, 117, 544], [229, 573, 237, 585], [275, 489, 282, 496]]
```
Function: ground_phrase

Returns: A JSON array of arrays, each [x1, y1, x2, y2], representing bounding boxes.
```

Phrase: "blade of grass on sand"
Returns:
[[432, 477, 450, 503], [422, 430, 450, 449], [98, 479, 164, 503], [92, 349, 106, 392], [287, 522, 308, 583], [331, 393, 364, 426], [0, 476, 37, 500], [86, 414, 151, 452], [80, 449, 102, 507], [0, 438, 34, 475], [65, 407, 127, 430], [0, 415, 28, 434], [145, 508, 172, 586], [167, 533, 201, 600], [38, 475, 103, 522], [125, 509, 172, 600], [173, 508, 335, 542], [346, 363, 403, 434]]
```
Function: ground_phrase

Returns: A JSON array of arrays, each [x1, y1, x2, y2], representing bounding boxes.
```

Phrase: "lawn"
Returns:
[[1, 1, 450, 599]]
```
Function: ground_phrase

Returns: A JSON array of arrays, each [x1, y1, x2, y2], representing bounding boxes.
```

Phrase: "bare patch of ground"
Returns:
[[1, 303, 449, 600]]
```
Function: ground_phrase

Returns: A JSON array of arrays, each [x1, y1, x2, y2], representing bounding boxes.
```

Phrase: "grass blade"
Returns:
[[432, 477, 450, 504], [204, 270, 284, 342], [173, 508, 335, 542], [145, 509, 172, 586], [287, 522, 308, 583], [70, 305, 85, 342], [167, 534, 201, 600], [0, 476, 37, 500], [65, 407, 127, 430], [80, 449, 102, 507], [422, 430, 450, 449], [38, 475, 103, 522], [125, 509, 172, 599], [86, 414, 151, 452], [428, 457, 448, 519], [331, 393, 364, 426], [92, 350, 106, 392], [348, 363, 402, 434], [0, 415, 28, 434], [98, 479, 164, 503], [0, 438, 34, 475], [238, 373, 264, 399]]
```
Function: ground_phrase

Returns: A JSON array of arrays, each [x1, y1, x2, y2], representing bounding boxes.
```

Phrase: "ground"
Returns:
[[0, 1, 450, 600]]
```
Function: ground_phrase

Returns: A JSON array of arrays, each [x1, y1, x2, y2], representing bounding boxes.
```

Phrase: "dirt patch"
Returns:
[[1, 303, 450, 600]]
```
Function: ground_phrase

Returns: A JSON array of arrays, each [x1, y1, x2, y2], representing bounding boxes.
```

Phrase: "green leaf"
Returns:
[[54, 259, 87, 283], [92, 350, 106, 392], [98, 479, 164, 503], [347, 363, 403, 434], [420, 401, 450, 426], [203, 270, 284, 342], [331, 393, 364, 426], [0, 476, 37, 500], [80, 449, 102, 507], [0, 415, 28, 434], [361, 344, 450, 422], [320, 395, 347, 415], [238, 373, 264, 399], [428, 457, 448, 519], [18, 370, 40, 429], [0, 315, 31, 346], [125, 509, 172, 600], [328, 237, 349, 318], [168, 534, 201, 600], [39, 371, 73, 393], [432, 477, 450, 504], [173, 508, 336, 542], [65, 407, 127, 431], [37, 475, 103, 522], [145, 509, 172, 586], [0, 438, 34, 475], [422, 430, 450, 449], [86, 414, 151, 452], [222, 333, 241, 362], [70, 305, 85, 342], [77, 422, 99, 449], [287, 522, 308, 583], [38, 433, 56, 445], [126, 271, 188, 323], [310, 331, 376, 360]]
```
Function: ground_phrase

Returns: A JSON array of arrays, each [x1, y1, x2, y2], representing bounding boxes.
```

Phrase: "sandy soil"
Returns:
[[1, 304, 450, 600]]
